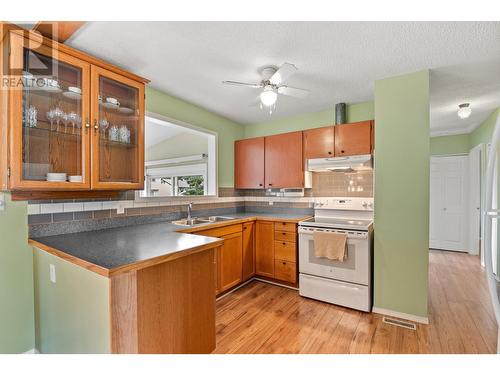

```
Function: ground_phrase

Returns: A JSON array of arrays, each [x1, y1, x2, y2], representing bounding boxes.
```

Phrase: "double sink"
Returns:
[[171, 216, 235, 226]]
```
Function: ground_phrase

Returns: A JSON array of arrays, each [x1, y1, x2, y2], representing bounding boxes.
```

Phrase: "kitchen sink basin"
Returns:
[[170, 216, 235, 226]]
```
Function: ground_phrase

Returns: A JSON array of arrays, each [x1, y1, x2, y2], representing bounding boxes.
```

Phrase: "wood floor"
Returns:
[[214, 250, 498, 353]]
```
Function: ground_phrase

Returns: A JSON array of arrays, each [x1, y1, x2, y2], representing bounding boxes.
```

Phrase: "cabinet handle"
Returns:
[[259, 183, 263, 187], [328, 151, 332, 155], [282, 262, 286, 265], [341, 150, 345, 153], [268, 183, 273, 186], [85, 120, 90, 132], [282, 242, 286, 245], [93, 119, 99, 133]]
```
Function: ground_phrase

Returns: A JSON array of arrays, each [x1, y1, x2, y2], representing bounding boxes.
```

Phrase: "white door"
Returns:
[[469, 146, 482, 255], [429, 156, 469, 252]]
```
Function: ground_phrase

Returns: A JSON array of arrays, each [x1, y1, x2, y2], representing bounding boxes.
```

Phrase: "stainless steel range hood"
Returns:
[[307, 154, 372, 172]]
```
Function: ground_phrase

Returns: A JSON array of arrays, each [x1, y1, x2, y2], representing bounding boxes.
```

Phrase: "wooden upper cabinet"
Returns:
[[1, 29, 147, 194], [91, 66, 145, 190], [303, 126, 334, 159], [234, 137, 265, 189], [242, 221, 255, 281], [264, 131, 304, 188], [7, 32, 92, 191], [255, 221, 274, 278], [334, 120, 373, 157]]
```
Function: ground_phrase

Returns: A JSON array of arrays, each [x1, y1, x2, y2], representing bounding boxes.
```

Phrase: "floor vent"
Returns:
[[382, 316, 417, 330]]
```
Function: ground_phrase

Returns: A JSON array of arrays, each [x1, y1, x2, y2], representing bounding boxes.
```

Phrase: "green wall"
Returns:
[[33, 248, 110, 354], [145, 87, 244, 187], [244, 101, 374, 138], [0, 193, 35, 353], [430, 134, 470, 155], [374, 70, 430, 319]]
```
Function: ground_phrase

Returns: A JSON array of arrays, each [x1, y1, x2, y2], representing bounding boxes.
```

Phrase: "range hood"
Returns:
[[307, 154, 372, 172]]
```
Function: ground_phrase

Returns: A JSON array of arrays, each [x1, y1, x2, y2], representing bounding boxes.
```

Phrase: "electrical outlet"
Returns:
[[49, 264, 56, 283], [116, 203, 125, 215], [0, 193, 4, 211]]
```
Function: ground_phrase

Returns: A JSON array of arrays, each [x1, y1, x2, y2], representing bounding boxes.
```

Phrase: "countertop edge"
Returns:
[[30, 239, 112, 277], [177, 215, 311, 234], [107, 238, 224, 277]]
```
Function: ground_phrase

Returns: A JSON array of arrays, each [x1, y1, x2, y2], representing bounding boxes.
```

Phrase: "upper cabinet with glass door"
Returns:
[[91, 66, 144, 190], [7, 32, 91, 190], [0, 29, 148, 194]]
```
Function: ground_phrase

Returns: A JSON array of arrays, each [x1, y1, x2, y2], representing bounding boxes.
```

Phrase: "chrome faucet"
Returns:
[[187, 202, 193, 221]]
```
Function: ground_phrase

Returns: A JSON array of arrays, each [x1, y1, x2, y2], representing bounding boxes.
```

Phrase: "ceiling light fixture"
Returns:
[[457, 103, 472, 119], [260, 85, 278, 107]]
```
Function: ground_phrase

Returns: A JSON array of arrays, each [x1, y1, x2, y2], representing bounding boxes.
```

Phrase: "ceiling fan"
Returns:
[[222, 62, 310, 114]]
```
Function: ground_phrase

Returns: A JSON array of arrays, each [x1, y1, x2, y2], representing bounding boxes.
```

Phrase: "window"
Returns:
[[139, 114, 217, 198], [143, 162, 208, 197]]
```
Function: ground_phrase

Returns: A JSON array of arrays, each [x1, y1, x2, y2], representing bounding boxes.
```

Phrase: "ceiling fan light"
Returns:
[[260, 87, 277, 107], [457, 103, 472, 119]]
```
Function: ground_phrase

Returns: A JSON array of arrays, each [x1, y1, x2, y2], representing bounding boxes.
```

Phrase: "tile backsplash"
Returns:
[[27, 171, 373, 237], [308, 170, 373, 197]]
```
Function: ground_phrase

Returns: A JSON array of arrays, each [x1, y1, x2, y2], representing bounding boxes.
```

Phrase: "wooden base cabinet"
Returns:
[[110, 249, 216, 354], [196, 224, 246, 295], [193, 219, 298, 295], [242, 222, 255, 281], [219, 231, 243, 291], [255, 221, 275, 278]]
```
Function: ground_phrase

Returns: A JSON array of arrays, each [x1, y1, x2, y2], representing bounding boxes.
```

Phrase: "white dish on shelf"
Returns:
[[62, 90, 82, 100], [46, 173, 67, 182], [102, 102, 120, 109], [117, 106, 134, 115], [68, 175, 83, 183], [40, 78, 62, 93]]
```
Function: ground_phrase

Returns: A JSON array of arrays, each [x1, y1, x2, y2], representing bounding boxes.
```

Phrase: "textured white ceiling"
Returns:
[[68, 22, 500, 129], [430, 59, 500, 136]]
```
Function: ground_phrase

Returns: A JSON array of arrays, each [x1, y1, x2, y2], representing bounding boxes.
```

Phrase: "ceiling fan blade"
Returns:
[[222, 80, 263, 88], [278, 85, 310, 98], [269, 63, 298, 85]]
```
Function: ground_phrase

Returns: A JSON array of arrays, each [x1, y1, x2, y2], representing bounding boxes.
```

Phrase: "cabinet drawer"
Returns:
[[274, 231, 296, 243], [274, 240, 296, 262], [274, 260, 296, 283], [274, 222, 297, 233], [195, 224, 242, 238]]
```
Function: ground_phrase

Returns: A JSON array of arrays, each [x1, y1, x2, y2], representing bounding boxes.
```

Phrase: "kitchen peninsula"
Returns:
[[29, 212, 309, 354]]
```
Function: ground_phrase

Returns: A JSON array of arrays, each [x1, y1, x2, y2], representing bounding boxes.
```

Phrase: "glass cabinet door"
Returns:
[[9, 33, 91, 189], [91, 66, 144, 189]]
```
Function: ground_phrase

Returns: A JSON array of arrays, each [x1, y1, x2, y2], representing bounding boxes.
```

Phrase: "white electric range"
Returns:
[[298, 197, 374, 312]]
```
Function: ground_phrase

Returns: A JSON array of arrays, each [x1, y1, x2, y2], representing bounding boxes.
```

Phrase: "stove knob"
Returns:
[[362, 202, 368, 208]]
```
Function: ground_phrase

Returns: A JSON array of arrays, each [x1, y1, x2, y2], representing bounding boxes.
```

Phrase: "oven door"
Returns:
[[298, 226, 371, 285]]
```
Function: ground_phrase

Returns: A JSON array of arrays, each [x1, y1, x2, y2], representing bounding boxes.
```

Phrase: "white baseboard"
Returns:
[[372, 307, 429, 325], [22, 348, 39, 354]]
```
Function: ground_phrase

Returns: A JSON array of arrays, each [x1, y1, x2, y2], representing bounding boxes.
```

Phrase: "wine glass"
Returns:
[[61, 112, 70, 134], [99, 118, 109, 137], [46, 110, 55, 131], [67, 112, 78, 134], [53, 107, 64, 132]]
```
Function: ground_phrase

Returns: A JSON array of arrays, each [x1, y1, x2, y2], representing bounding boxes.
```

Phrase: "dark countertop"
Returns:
[[29, 222, 223, 277], [29, 211, 311, 277]]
